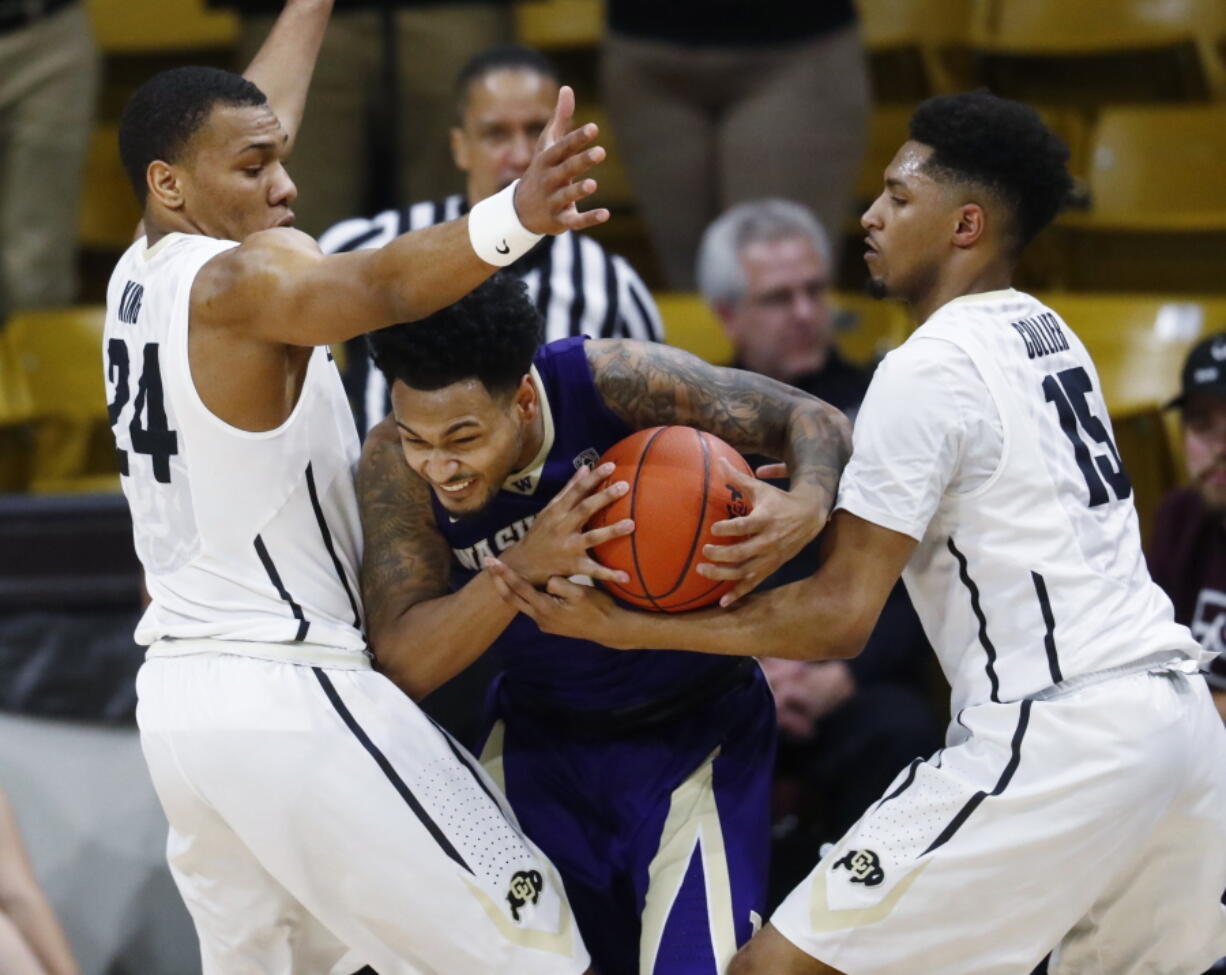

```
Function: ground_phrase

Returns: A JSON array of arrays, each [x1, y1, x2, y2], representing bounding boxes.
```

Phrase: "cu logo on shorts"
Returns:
[[506, 869, 544, 922], [833, 849, 885, 887]]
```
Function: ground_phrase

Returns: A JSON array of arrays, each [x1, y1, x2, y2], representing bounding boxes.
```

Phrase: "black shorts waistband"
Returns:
[[499, 657, 758, 736]]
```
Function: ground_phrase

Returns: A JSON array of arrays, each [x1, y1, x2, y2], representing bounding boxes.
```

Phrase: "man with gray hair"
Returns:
[[697, 198, 867, 414]]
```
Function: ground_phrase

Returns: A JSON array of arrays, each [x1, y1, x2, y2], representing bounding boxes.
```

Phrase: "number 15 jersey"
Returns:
[[835, 289, 1203, 715], [103, 233, 367, 656]]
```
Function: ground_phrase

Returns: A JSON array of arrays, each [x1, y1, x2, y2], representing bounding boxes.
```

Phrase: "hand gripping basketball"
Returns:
[[585, 427, 753, 612], [498, 461, 635, 587]]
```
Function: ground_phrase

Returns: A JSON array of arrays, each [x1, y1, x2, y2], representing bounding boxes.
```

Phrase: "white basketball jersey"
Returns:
[[103, 233, 366, 655], [896, 290, 1201, 713]]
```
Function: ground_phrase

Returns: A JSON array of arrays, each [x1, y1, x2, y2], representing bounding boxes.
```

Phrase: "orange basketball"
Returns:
[[587, 426, 752, 612]]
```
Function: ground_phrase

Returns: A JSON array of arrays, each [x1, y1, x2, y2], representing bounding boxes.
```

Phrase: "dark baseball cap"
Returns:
[[1169, 332, 1226, 409]]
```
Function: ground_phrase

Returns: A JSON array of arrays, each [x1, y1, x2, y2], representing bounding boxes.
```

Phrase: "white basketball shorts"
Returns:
[[136, 642, 589, 975], [772, 661, 1226, 974]]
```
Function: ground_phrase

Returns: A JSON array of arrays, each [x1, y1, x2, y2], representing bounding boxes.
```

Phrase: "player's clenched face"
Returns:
[[170, 104, 297, 240], [451, 68, 558, 204], [390, 376, 541, 518], [1185, 394, 1226, 516], [722, 234, 834, 382], [861, 141, 961, 304]]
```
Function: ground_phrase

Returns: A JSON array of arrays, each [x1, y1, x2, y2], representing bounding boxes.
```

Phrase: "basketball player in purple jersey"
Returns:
[[357, 273, 852, 975]]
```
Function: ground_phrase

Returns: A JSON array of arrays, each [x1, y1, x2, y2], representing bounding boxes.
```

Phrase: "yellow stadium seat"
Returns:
[[970, 0, 1226, 103], [515, 0, 603, 51], [6, 307, 120, 494], [856, 0, 978, 99], [87, 0, 238, 53], [1079, 105, 1226, 231], [80, 124, 143, 252], [655, 293, 733, 365], [1057, 105, 1226, 291], [0, 331, 35, 493], [1033, 293, 1218, 414]]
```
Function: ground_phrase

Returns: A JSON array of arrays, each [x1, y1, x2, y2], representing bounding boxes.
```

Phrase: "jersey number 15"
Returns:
[[1042, 366, 1131, 508], [106, 339, 178, 484]]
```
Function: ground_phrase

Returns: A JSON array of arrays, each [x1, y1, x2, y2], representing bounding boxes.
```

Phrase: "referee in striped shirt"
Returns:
[[321, 44, 664, 435]]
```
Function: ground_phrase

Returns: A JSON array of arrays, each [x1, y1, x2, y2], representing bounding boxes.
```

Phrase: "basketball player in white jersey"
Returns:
[[487, 91, 1226, 974], [103, 1, 608, 971]]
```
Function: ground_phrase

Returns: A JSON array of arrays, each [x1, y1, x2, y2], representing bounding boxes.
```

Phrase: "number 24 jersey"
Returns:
[[103, 233, 366, 655]]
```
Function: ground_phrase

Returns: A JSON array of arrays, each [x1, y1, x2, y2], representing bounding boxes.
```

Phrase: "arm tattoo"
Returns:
[[587, 339, 852, 499], [356, 422, 453, 642]]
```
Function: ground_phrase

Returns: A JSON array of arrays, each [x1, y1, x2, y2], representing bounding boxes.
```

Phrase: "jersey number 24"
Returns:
[[106, 339, 178, 484]]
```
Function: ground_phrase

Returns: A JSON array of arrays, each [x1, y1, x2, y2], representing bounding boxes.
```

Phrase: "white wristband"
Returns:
[[467, 179, 544, 267]]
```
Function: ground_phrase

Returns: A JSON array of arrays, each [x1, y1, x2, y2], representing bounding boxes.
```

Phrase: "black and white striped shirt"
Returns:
[[319, 194, 664, 434]]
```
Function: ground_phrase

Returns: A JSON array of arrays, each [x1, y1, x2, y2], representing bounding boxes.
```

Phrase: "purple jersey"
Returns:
[[431, 336, 739, 712]]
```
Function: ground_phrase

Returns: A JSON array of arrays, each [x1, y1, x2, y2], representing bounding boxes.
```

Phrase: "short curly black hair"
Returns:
[[910, 91, 1072, 252], [367, 273, 543, 397], [119, 66, 267, 205]]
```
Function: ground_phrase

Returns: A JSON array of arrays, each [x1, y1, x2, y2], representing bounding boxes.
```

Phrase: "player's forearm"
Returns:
[[370, 574, 517, 700], [613, 575, 867, 661], [780, 401, 852, 509], [242, 0, 334, 151], [364, 219, 497, 326]]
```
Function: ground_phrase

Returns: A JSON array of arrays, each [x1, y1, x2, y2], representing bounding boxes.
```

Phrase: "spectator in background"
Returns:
[[1150, 333, 1226, 722], [211, 0, 514, 235], [0, 0, 99, 322], [602, 0, 869, 288], [698, 199, 868, 418], [0, 789, 77, 975], [322, 44, 664, 436], [696, 199, 941, 905]]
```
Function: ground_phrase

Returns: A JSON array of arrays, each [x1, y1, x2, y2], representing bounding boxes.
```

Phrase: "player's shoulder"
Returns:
[[925, 288, 1041, 331]]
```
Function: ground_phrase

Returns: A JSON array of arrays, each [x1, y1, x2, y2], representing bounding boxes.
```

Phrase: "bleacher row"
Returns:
[[1, 293, 1212, 540]]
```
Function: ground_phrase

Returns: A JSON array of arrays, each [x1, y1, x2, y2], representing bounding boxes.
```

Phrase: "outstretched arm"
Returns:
[[241, 0, 334, 153], [587, 339, 852, 602], [194, 85, 608, 348]]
